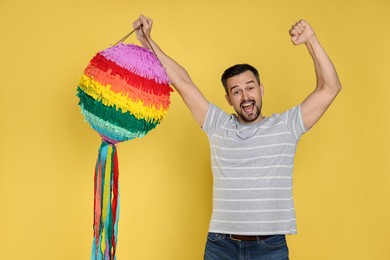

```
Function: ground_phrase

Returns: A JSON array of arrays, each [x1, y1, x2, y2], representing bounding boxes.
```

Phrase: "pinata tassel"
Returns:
[[91, 141, 120, 260]]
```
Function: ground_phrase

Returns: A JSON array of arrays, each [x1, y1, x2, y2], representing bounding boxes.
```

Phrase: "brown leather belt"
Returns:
[[229, 234, 270, 241]]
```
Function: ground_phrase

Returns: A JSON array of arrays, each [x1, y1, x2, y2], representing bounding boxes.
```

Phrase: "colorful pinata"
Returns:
[[77, 42, 172, 259]]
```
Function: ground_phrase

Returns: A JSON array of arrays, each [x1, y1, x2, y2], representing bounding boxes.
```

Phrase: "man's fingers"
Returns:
[[297, 20, 306, 32], [289, 19, 314, 45], [290, 19, 307, 35], [132, 17, 140, 29], [289, 28, 298, 37], [289, 24, 304, 38], [292, 24, 302, 34], [139, 15, 153, 28]]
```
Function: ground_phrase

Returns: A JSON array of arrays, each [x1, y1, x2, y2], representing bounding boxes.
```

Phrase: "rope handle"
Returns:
[[113, 24, 158, 57]]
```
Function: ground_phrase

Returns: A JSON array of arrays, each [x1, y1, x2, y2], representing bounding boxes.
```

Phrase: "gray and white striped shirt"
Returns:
[[203, 103, 307, 235]]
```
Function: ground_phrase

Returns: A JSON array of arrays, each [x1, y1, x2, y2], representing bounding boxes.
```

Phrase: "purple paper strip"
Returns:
[[100, 43, 170, 85]]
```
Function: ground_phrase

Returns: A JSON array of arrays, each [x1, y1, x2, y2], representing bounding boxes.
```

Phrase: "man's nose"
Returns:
[[241, 90, 249, 100]]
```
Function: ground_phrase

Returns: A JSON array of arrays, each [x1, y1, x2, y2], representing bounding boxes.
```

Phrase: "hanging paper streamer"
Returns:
[[91, 142, 119, 259], [77, 41, 172, 259]]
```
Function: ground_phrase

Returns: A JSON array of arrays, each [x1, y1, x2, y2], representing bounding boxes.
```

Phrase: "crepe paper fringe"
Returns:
[[83, 109, 146, 142], [78, 75, 168, 123], [83, 63, 171, 110], [100, 43, 170, 85], [77, 88, 158, 133], [92, 142, 120, 260], [86, 53, 172, 97]]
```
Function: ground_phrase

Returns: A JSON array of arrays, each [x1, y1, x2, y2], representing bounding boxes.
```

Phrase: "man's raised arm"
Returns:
[[289, 20, 342, 130], [133, 15, 209, 127]]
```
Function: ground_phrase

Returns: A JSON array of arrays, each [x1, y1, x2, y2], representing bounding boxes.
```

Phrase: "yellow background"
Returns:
[[1, 0, 389, 259]]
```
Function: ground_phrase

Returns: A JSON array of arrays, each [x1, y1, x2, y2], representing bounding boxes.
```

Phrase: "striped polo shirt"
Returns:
[[202, 103, 307, 235]]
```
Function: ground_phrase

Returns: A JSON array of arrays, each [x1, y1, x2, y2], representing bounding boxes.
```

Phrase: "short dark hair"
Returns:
[[221, 64, 260, 94]]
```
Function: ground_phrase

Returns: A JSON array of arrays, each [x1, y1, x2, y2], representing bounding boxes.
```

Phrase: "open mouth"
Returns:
[[241, 101, 255, 114]]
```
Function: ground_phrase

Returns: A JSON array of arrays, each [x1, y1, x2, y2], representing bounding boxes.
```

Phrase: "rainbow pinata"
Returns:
[[77, 43, 172, 143], [77, 42, 172, 260]]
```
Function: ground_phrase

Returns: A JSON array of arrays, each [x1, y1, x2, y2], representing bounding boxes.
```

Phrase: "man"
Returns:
[[133, 15, 341, 260]]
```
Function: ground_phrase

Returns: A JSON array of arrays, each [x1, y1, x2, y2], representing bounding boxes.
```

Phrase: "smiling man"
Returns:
[[133, 15, 341, 260], [222, 66, 264, 123]]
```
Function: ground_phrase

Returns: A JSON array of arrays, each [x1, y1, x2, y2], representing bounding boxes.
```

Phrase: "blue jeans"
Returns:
[[204, 233, 289, 260]]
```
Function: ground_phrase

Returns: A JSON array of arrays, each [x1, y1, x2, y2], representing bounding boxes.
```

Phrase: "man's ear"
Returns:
[[225, 93, 232, 106], [260, 84, 265, 97]]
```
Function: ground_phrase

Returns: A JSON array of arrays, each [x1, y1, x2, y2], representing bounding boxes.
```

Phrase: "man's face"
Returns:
[[225, 70, 264, 124]]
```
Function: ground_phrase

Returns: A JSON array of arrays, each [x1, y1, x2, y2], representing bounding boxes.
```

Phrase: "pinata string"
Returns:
[[113, 25, 158, 58]]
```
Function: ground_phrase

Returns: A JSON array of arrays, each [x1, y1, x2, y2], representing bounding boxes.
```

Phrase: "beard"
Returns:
[[236, 99, 262, 123]]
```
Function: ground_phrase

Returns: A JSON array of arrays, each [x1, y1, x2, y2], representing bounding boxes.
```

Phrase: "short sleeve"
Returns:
[[202, 103, 230, 136], [282, 105, 308, 140]]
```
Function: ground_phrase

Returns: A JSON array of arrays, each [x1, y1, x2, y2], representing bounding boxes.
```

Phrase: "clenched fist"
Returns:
[[289, 20, 316, 45]]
